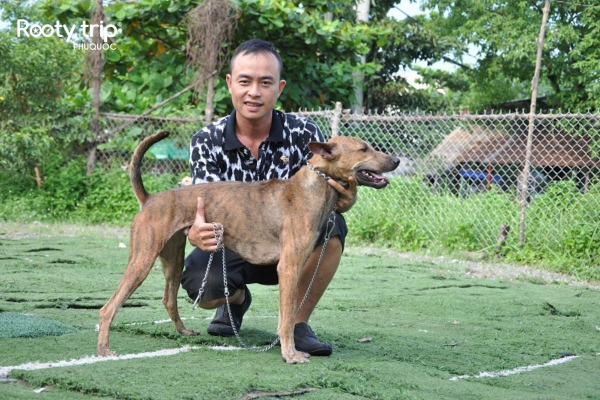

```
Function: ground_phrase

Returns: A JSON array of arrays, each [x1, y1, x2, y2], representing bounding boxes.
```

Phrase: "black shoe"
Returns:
[[207, 289, 252, 337], [294, 322, 332, 356]]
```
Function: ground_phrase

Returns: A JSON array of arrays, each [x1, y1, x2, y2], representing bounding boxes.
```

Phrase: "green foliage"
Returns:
[[230, 0, 390, 110], [0, 0, 461, 117], [420, 0, 600, 110], [0, 27, 88, 180], [28, 0, 397, 114], [0, 156, 180, 225], [364, 11, 462, 112]]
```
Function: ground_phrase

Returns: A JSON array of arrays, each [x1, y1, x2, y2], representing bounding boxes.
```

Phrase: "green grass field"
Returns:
[[0, 223, 599, 399]]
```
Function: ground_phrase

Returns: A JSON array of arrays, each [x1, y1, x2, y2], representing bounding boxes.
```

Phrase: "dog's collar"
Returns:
[[306, 163, 332, 181]]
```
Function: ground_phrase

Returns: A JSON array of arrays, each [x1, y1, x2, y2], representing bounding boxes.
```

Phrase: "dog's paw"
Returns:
[[97, 347, 117, 357], [282, 350, 310, 364]]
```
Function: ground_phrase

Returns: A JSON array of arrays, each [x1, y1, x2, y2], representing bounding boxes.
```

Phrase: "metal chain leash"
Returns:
[[192, 209, 337, 352]]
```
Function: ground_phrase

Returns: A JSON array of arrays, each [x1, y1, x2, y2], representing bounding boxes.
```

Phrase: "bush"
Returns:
[[347, 177, 600, 281], [0, 157, 180, 226]]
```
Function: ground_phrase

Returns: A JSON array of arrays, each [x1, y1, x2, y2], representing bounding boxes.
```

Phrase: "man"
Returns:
[[181, 39, 356, 356]]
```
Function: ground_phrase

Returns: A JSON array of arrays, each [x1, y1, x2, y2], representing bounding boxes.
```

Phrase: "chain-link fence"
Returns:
[[99, 107, 600, 260]]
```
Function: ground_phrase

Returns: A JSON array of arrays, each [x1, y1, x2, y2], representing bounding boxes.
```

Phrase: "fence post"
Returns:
[[519, 0, 551, 245], [331, 102, 343, 137]]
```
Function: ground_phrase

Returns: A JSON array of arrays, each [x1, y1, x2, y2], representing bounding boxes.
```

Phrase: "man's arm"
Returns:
[[187, 131, 224, 250], [328, 177, 357, 213], [190, 131, 222, 184]]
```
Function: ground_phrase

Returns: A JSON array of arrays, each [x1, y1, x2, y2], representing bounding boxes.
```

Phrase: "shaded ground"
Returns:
[[0, 223, 599, 399]]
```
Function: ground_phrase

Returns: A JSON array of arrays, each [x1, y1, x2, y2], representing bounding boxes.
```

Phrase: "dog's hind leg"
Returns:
[[159, 230, 199, 336], [97, 224, 162, 356]]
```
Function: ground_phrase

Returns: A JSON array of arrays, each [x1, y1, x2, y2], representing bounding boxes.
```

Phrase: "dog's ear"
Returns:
[[308, 141, 337, 160]]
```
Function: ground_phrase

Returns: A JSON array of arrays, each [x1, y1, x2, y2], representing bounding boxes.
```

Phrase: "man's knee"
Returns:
[[196, 298, 224, 309], [195, 288, 245, 309]]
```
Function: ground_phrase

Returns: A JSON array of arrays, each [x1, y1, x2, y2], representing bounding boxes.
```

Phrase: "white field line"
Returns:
[[449, 355, 579, 381], [210, 345, 245, 351], [118, 315, 277, 327], [0, 342, 278, 379], [125, 316, 203, 326], [0, 346, 200, 379]]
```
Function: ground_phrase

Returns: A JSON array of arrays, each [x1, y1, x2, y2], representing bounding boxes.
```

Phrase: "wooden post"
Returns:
[[519, 0, 551, 245], [331, 102, 343, 137]]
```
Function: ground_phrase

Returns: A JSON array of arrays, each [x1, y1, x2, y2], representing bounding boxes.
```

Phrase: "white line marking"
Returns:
[[210, 345, 245, 351], [125, 316, 202, 326], [0, 346, 199, 379], [449, 356, 579, 381], [119, 315, 276, 326]]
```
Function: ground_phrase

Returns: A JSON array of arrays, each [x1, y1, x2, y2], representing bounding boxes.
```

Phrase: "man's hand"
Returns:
[[327, 176, 357, 213], [185, 197, 223, 252]]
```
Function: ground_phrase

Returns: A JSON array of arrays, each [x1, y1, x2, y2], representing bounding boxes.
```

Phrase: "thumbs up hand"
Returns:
[[185, 197, 223, 252]]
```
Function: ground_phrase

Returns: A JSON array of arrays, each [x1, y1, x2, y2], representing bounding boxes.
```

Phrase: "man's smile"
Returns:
[[244, 101, 263, 109]]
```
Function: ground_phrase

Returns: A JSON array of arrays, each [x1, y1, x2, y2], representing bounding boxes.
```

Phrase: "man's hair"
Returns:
[[229, 39, 283, 76]]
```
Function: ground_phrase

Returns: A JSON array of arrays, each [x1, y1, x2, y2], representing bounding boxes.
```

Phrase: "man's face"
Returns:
[[226, 52, 286, 124]]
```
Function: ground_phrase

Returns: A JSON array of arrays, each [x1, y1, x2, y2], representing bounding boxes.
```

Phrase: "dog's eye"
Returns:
[[361, 147, 368, 152]]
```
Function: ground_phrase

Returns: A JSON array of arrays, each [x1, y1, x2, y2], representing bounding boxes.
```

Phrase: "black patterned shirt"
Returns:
[[189, 110, 324, 183]]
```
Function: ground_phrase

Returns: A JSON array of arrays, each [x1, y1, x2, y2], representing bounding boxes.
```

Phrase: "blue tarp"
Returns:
[[460, 169, 503, 183]]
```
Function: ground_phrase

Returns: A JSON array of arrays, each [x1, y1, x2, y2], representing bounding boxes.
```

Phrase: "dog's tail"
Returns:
[[130, 131, 170, 206]]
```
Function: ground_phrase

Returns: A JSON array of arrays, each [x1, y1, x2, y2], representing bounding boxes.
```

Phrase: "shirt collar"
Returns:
[[223, 110, 285, 151]]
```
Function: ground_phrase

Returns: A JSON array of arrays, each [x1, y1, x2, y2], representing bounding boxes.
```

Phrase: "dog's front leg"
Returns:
[[277, 257, 310, 364]]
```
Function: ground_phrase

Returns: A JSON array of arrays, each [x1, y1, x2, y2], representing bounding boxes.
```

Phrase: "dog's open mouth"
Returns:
[[356, 170, 390, 189]]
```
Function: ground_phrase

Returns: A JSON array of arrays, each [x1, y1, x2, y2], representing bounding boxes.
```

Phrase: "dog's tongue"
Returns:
[[373, 173, 390, 184]]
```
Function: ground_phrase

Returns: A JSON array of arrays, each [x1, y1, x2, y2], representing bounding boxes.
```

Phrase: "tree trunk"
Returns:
[[204, 73, 215, 125]]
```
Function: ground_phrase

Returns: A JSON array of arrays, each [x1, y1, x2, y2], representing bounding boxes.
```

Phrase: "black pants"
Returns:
[[181, 212, 348, 302]]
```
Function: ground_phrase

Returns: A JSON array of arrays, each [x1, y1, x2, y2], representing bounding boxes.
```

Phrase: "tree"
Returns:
[[357, 0, 464, 112], [31, 0, 396, 114], [0, 27, 85, 187], [420, 0, 600, 110]]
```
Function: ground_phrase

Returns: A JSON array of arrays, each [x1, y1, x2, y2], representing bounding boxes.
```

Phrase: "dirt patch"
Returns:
[[344, 246, 599, 289]]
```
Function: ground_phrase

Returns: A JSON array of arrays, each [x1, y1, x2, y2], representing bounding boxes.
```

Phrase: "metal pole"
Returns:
[[519, 0, 551, 245], [331, 102, 343, 137]]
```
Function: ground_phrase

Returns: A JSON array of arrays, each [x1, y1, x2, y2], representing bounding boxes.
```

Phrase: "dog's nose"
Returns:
[[392, 157, 401, 166]]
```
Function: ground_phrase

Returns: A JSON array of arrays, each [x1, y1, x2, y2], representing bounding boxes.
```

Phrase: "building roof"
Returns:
[[429, 126, 510, 165], [429, 125, 600, 167], [485, 130, 600, 167]]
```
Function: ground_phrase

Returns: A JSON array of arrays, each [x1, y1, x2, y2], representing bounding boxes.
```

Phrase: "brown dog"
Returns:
[[98, 131, 399, 363]]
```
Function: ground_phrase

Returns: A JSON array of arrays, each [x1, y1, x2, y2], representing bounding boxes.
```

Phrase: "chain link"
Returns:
[[101, 110, 600, 256]]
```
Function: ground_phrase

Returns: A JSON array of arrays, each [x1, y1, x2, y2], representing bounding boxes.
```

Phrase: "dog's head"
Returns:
[[308, 137, 400, 189]]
